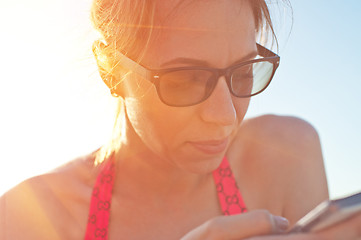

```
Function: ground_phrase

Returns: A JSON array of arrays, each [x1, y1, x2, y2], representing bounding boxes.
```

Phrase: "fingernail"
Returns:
[[274, 216, 289, 232]]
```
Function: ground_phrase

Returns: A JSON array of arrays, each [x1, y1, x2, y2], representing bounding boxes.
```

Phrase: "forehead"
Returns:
[[155, 0, 253, 32], [142, 0, 256, 68]]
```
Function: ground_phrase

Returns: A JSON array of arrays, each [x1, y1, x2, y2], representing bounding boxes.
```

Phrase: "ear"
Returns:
[[92, 40, 123, 97]]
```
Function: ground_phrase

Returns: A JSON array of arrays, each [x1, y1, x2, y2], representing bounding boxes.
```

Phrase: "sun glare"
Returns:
[[0, 0, 117, 195], [1, 0, 361, 200]]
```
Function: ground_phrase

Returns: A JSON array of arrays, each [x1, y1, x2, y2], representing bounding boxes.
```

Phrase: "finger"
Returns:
[[245, 233, 319, 240], [181, 210, 289, 240], [211, 210, 289, 238]]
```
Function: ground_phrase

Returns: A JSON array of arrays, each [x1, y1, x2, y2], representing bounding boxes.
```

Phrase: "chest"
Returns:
[[109, 201, 219, 239], [84, 159, 284, 240], [107, 182, 222, 240], [84, 159, 248, 239]]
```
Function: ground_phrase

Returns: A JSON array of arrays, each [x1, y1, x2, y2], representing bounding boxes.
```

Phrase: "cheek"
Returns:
[[124, 96, 163, 153], [124, 92, 195, 156], [233, 97, 251, 124], [122, 76, 164, 151]]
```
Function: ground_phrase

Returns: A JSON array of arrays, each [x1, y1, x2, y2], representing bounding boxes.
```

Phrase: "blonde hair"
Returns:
[[90, 0, 288, 164]]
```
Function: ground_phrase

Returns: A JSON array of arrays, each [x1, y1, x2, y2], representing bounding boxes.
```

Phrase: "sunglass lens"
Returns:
[[158, 70, 213, 106], [231, 61, 273, 97]]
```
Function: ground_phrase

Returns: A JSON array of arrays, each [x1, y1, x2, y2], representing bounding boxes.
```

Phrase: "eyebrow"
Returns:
[[160, 50, 258, 68]]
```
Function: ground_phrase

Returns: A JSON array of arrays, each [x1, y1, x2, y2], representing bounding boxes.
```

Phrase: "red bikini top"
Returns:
[[84, 156, 247, 240]]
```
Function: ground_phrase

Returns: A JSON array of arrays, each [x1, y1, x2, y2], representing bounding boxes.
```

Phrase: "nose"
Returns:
[[199, 76, 237, 126]]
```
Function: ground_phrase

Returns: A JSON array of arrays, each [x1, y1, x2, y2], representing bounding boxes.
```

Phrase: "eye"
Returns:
[[160, 70, 211, 90], [230, 64, 254, 96], [161, 71, 193, 90], [233, 65, 253, 79]]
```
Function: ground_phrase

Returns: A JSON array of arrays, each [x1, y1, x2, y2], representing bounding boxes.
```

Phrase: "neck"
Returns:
[[111, 113, 213, 206]]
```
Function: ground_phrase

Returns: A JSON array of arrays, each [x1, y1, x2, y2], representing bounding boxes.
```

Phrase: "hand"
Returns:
[[246, 212, 361, 240], [181, 210, 290, 240]]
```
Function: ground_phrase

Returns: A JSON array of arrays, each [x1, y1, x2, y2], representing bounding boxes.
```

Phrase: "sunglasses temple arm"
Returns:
[[115, 51, 150, 79], [256, 43, 279, 58]]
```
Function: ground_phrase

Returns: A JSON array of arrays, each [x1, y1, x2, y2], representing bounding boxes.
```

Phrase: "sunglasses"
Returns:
[[113, 44, 280, 107]]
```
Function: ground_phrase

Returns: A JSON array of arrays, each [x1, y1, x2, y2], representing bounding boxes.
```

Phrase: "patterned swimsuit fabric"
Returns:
[[84, 156, 247, 240]]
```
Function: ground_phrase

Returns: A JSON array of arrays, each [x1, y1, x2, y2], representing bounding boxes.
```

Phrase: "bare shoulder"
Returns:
[[228, 114, 329, 225], [0, 153, 97, 240], [238, 114, 319, 142]]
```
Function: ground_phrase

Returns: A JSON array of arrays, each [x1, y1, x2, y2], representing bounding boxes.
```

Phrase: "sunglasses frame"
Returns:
[[114, 44, 280, 107]]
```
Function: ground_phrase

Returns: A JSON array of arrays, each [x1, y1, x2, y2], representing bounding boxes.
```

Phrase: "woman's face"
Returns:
[[121, 0, 256, 173]]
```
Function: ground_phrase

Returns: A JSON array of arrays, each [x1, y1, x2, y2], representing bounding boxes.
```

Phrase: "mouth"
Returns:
[[188, 137, 229, 155]]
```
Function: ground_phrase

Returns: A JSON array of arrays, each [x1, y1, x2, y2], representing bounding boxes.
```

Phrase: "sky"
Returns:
[[0, 0, 360, 198]]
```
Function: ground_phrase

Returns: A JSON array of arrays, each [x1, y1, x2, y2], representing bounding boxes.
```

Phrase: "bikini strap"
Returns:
[[84, 155, 246, 239], [84, 155, 115, 240], [212, 157, 248, 215]]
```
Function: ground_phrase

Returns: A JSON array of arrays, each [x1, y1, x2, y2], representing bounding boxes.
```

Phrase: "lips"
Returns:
[[189, 138, 229, 154]]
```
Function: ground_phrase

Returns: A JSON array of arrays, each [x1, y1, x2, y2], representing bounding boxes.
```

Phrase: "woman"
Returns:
[[1, 0, 360, 239]]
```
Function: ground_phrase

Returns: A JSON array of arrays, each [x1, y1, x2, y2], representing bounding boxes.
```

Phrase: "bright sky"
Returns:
[[0, 0, 360, 198]]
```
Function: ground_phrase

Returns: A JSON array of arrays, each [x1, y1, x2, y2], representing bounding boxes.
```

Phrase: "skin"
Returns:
[[1, 0, 361, 239]]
